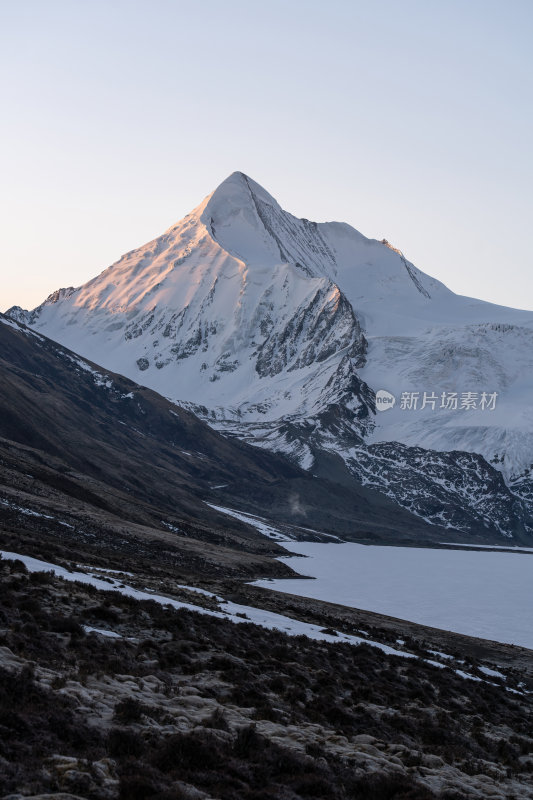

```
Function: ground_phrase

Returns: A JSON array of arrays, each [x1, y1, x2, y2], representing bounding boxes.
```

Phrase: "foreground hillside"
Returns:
[[1, 551, 532, 800]]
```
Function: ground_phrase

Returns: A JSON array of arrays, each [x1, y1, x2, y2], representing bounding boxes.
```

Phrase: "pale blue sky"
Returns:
[[1, 0, 532, 311]]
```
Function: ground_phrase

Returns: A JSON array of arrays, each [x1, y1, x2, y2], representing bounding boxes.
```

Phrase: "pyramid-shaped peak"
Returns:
[[203, 171, 281, 218], [194, 171, 289, 267]]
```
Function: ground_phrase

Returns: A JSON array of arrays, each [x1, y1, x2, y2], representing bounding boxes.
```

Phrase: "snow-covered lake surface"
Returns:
[[252, 543, 533, 650]]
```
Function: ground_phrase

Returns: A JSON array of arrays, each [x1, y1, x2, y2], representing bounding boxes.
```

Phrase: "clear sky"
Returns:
[[1, 0, 532, 312]]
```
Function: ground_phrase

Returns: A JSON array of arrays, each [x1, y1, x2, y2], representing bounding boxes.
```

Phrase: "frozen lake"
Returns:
[[252, 542, 533, 649]]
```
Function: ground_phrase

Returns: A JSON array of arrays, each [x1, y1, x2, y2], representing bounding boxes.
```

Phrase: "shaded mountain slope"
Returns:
[[0, 315, 450, 550]]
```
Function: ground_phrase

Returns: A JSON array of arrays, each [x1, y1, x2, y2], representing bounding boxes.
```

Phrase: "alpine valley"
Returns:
[[9, 172, 533, 542], [4, 174, 533, 800]]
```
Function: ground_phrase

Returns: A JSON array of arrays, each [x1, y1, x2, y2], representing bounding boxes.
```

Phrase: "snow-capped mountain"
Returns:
[[9, 172, 533, 539]]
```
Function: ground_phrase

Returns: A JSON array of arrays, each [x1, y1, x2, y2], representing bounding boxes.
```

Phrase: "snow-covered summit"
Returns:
[[199, 171, 448, 308], [8, 173, 533, 539]]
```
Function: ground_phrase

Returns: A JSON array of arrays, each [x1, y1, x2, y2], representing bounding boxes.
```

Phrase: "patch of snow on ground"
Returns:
[[161, 521, 181, 533], [205, 504, 294, 541], [0, 499, 55, 520], [441, 542, 533, 552], [479, 665, 506, 679], [83, 626, 122, 639], [455, 669, 482, 682], [428, 649, 455, 661]]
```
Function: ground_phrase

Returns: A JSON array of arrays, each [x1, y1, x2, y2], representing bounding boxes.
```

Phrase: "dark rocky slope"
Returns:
[[0, 315, 455, 549]]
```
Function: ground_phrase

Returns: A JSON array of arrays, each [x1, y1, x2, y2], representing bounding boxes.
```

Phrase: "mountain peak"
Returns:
[[201, 171, 281, 223], [217, 170, 252, 189], [196, 171, 284, 265]]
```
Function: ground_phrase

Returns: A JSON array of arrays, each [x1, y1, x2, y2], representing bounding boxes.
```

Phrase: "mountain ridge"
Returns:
[[8, 172, 533, 540], [1, 312, 453, 548]]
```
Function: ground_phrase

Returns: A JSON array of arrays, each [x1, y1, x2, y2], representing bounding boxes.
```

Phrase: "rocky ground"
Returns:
[[1, 543, 532, 800]]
